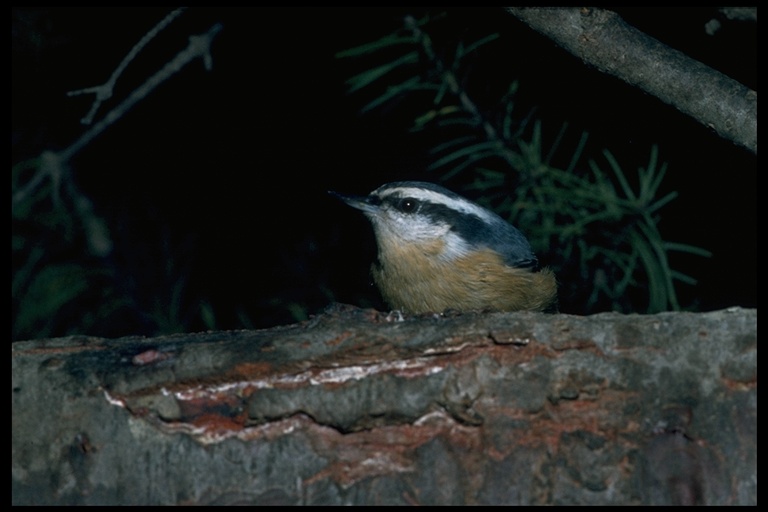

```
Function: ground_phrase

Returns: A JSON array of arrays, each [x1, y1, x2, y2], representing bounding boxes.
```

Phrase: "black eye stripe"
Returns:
[[370, 182, 537, 269], [381, 196, 421, 213], [398, 198, 419, 213]]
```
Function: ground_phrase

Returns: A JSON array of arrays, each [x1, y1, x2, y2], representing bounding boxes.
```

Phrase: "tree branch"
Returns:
[[506, 7, 757, 154]]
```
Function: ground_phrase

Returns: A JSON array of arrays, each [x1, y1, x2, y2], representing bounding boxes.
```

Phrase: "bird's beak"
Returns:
[[328, 190, 380, 215]]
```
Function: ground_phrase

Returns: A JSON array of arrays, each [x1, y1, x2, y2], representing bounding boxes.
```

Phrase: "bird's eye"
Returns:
[[397, 198, 419, 213]]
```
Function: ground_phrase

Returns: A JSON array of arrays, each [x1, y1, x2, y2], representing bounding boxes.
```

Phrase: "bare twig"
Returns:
[[507, 7, 757, 154], [13, 22, 223, 209], [68, 7, 187, 125], [61, 22, 223, 163], [719, 7, 756, 22], [13, 17, 223, 262]]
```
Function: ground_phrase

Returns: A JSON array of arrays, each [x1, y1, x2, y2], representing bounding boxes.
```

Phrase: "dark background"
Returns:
[[12, 7, 756, 338]]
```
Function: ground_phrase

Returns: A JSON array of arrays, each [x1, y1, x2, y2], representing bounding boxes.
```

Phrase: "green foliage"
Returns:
[[12, 157, 121, 340], [337, 13, 711, 313], [11, 156, 213, 340]]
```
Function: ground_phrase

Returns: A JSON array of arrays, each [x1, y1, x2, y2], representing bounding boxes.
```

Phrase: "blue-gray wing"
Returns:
[[449, 211, 539, 270]]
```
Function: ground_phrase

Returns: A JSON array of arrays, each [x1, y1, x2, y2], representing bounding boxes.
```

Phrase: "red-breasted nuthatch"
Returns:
[[330, 181, 557, 314]]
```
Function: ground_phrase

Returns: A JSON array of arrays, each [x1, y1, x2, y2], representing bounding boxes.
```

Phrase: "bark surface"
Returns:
[[12, 305, 756, 505]]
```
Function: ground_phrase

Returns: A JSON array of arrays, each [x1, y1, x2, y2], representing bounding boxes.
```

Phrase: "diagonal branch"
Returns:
[[12, 22, 223, 209], [506, 7, 757, 154], [67, 7, 188, 125]]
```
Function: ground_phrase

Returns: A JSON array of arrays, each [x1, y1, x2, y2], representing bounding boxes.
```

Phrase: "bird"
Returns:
[[330, 181, 557, 314]]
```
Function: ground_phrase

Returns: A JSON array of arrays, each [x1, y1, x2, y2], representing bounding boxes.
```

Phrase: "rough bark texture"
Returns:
[[12, 305, 756, 505], [507, 7, 757, 154]]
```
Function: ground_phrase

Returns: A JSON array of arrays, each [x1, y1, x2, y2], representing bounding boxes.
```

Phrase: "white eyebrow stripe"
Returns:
[[377, 186, 497, 224]]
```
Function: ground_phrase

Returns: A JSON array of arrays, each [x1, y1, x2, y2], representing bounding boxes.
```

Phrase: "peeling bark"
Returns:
[[12, 306, 756, 505]]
